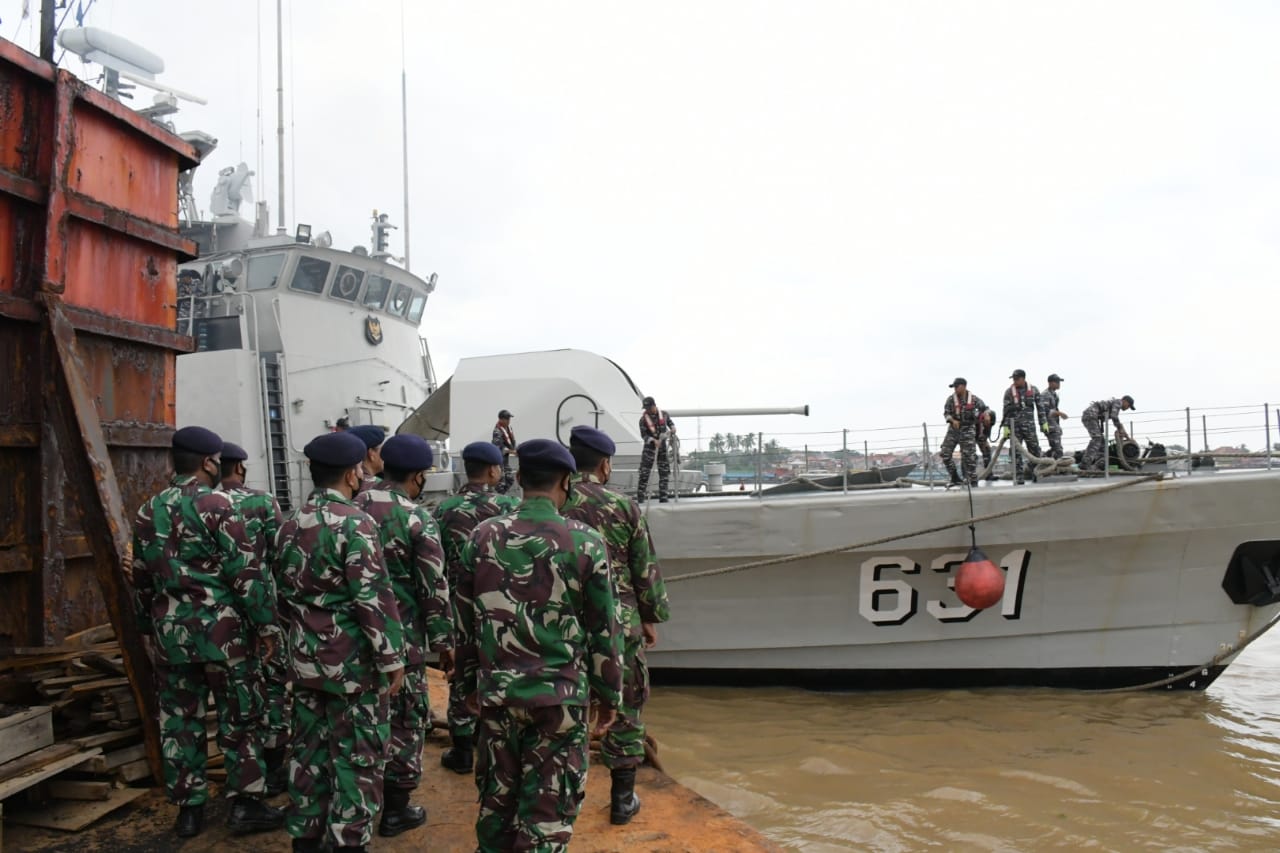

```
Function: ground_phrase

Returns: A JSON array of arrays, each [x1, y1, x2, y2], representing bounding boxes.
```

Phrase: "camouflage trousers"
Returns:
[[1046, 424, 1064, 460], [601, 632, 650, 770], [1082, 414, 1106, 471], [262, 639, 292, 750], [939, 425, 978, 483], [475, 704, 589, 853], [976, 432, 993, 473], [497, 462, 514, 495], [386, 667, 431, 790], [1009, 417, 1043, 480], [636, 441, 670, 501], [447, 657, 477, 740], [288, 687, 389, 848], [156, 657, 267, 806]]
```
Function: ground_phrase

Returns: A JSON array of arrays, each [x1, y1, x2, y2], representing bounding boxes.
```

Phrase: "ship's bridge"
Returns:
[[174, 239, 439, 508]]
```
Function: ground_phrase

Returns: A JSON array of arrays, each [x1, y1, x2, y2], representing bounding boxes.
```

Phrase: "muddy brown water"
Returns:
[[646, 631, 1280, 851]]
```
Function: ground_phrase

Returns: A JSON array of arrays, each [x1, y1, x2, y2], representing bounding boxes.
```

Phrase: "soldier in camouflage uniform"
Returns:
[[491, 409, 517, 494], [636, 396, 676, 503], [562, 425, 670, 826], [1081, 395, 1135, 471], [132, 427, 284, 840], [354, 434, 452, 837], [1001, 369, 1047, 485], [938, 378, 988, 487], [432, 441, 519, 774], [275, 432, 407, 853], [348, 425, 386, 496], [455, 439, 623, 853], [1041, 374, 1069, 459], [219, 441, 290, 796], [975, 407, 997, 481]]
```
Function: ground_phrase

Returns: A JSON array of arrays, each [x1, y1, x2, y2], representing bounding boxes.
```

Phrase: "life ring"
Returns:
[[335, 270, 360, 299]]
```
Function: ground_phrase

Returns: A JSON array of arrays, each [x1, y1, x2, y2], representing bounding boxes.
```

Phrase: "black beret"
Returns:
[[381, 435, 434, 471], [348, 425, 386, 450], [569, 425, 616, 456], [173, 426, 223, 455], [462, 441, 503, 465], [516, 439, 576, 472], [221, 441, 248, 462], [304, 432, 367, 467]]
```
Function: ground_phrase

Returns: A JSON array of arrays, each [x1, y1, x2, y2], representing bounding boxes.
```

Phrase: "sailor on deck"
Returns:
[[1042, 374, 1069, 459], [491, 409, 517, 494], [939, 378, 987, 487], [1001, 369, 1046, 485], [1081, 396, 1135, 471], [637, 396, 676, 503]]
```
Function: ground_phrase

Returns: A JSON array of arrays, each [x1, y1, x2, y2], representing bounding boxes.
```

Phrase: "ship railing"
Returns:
[[674, 402, 1278, 495]]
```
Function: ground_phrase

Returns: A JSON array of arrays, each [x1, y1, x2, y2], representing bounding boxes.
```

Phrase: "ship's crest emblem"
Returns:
[[364, 316, 383, 346]]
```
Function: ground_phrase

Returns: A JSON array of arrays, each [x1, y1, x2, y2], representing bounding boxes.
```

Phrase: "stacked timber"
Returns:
[[0, 626, 151, 834]]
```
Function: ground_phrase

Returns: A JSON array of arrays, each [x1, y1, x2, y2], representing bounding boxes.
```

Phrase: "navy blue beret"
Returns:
[[462, 441, 503, 465], [348, 424, 386, 450], [304, 432, 367, 467], [173, 426, 223, 455], [381, 435, 434, 471], [569, 425, 616, 457], [220, 441, 248, 462], [516, 439, 576, 472]]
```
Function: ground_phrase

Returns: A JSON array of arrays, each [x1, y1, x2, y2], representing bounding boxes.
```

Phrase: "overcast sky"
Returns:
[[8, 1, 1279, 454]]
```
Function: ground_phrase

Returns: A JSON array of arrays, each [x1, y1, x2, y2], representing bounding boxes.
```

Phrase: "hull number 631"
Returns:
[[859, 550, 1030, 626]]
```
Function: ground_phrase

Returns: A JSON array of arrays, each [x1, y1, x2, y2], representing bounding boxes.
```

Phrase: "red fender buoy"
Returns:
[[955, 546, 1005, 609]]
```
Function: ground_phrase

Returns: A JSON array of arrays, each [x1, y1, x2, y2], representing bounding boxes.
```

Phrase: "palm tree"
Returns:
[[741, 433, 756, 454], [726, 433, 740, 453], [709, 433, 726, 454]]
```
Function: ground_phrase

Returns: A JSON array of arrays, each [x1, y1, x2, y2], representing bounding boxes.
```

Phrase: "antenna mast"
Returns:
[[275, 0, 286, 233], [400, 0, 411, 271]]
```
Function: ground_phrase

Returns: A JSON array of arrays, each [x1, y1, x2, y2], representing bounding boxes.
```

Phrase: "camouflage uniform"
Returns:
[[275, 487, 405, 848], [636, 410, 675, 501], [133, 475, 279, 806], [355, 472, 382, 497], [455, 495, 623, 852], [219, 483, 290, 752], [1002, 384, 1046, 482], [562, 474, 669, 770], [939, 392, 987, 485], [433, 483, 519, 742], [975, 409, 996, 477], [492, 423, 517, 494], [355, 484, 452, 792], [1082, 398, 1127, 471], [1042, 387, 1065, 459]]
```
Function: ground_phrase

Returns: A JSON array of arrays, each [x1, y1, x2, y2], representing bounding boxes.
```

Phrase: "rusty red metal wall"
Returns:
[[0, 37, 197, 654]]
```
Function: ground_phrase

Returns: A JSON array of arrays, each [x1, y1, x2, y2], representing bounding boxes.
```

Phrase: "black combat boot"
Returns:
[[378, 786, 427, 837], [175, 803, 204, 838], [227, 795, 286, 833], [440, 735, 473, 774], [609, 767, 641, 825], [947, 469, 963, 487], [264, 746, 288, 796], [291, 837, 329, 853]]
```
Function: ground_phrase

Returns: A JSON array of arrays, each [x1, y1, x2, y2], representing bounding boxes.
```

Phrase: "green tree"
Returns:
[[726, 433, 739, 453], [709, 433, 726, 454], [741, 433, 756, 454]]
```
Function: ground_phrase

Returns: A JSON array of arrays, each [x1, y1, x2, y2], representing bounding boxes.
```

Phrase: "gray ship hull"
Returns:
[[642, 471, 1280, 690]]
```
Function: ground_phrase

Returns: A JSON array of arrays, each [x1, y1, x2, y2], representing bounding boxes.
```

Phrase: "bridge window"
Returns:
[[289, 256, 330, 294], [407, 292, 427, 324], [388, 283, 411, 317], [331, 266, 364, 302], [246, 253, 285, 291], [363, 274, 391, 309]]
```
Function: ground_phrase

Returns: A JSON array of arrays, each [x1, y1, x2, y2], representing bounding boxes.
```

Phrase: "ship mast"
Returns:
[[275, 0, 286, 233], [400, 0, 412, 271]]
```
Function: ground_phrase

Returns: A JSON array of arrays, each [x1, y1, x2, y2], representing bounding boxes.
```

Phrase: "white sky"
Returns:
[[7, 1, 1280, 455]]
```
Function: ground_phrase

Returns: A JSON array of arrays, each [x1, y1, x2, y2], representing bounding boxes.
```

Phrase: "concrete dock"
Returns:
[[6, 672, 780, 852]]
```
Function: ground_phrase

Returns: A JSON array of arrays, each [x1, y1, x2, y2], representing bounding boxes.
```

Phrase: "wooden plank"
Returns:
[[5, 785, 146, 831], [81, 754, 108, 774], [0, 706, 53, 765], [0, 748, 101, 800], [79, 655, 126, 677], [65, 677, 130, 698], [61, 625, 115, 647], [46, 779, 112, 801], [103, 743, 146, 770], [0, 743, 78, 783], [115, 758, 152, 783], [69, 726, 141, 751]]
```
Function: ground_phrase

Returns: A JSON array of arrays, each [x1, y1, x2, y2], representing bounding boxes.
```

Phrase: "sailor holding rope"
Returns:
[[1001, 369, 1047, 485], [939, 378, 988, 487], [636, 396, 676, 503], [1081, 395, 1135, 471]]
